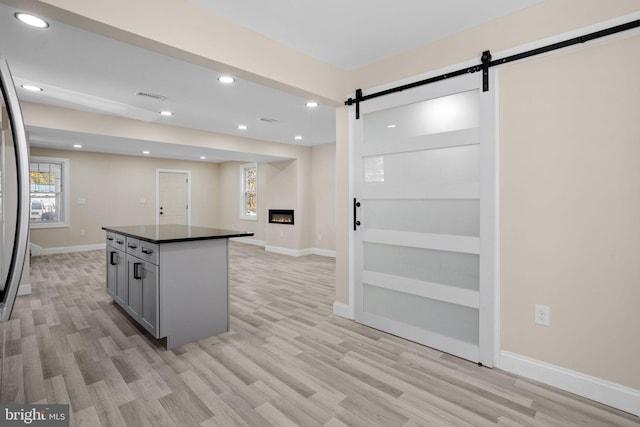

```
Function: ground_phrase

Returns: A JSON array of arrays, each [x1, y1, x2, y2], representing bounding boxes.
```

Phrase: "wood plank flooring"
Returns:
[[1, 242, 638, 426]]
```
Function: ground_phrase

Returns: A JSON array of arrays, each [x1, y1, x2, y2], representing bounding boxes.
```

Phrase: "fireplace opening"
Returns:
[[269, 209, 294, 225]]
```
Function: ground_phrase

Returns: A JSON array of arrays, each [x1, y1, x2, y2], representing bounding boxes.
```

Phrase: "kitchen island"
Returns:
[[102, 224, 253, 349]]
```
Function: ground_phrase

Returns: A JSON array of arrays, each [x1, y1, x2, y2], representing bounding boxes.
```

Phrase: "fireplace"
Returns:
[[268, 209, 294, 225]]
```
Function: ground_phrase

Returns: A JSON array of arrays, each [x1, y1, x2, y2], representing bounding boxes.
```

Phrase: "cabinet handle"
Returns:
[[128, 244, 137, 249], [141, 248, 153, 255], [116, 239, 124, 245], [107, 237, 114, 241], [133, 263, 142, 280], [110, 251, 117, 265], [353, 198, 362, 231]]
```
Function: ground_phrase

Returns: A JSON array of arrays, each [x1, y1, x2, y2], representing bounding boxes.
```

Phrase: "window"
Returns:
[[29, 156, 69, 228], [240, 163, 257, 220]]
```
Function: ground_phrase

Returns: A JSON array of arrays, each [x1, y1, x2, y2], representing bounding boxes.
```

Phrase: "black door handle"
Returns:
[[133, 263, 142, 280], [110, 251, 117, 265], [353, 198, 361, 231]]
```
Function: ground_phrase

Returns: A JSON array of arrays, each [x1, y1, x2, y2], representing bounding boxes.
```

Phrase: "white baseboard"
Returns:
[[333, 301, 352, 319], [312, 248, 336, 258], [17, 284, 32, 296], [265, 245, 306, 257], [265, 245, 336, 258], [30, 242, 106, 256], [500, 351, 640, 416], [230, 237, 266, 247]]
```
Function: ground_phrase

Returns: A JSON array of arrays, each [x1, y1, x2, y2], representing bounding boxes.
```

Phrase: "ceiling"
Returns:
[[0, 0, 543, 163], [189, 0, 545, 70]]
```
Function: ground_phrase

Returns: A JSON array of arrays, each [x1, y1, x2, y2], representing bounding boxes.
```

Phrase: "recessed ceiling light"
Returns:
[[73, 144, 82, 149], [218, 76, 235, 84], [294, 135, 303, 140], [14, 12, 49, 28], [143, 151, 150, 155], [200, 156, 206, 160], [160, 111, 173, 116], [237, 124, 247, 130], [387, 124, 397, 128], [305, 101, 319, 108], [21, 84, 43, 92]]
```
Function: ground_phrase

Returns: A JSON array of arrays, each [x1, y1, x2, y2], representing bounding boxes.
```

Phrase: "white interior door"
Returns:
[[353, 73, 495, 365], [157, 170, 190, 226]]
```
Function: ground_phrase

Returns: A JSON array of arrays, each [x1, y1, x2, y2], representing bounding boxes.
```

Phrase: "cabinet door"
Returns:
[[114, 249, 127, 307], [139, 262, 159, 338], [106, 250, 117, 298], [126, 256, 142, 319]]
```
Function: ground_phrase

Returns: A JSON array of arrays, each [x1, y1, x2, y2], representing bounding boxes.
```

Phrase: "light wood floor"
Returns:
[[1, 242, 638, 426]]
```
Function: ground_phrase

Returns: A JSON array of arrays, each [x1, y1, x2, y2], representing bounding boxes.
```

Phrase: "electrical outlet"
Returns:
[[534, 304, 550, 326]]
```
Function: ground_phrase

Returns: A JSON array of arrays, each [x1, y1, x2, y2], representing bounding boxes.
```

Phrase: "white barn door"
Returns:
[[352, 73, 496, 365]]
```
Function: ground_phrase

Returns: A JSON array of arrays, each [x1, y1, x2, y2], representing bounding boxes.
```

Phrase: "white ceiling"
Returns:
[[189, 0, 545, 70], [0, 0, 543, 163]]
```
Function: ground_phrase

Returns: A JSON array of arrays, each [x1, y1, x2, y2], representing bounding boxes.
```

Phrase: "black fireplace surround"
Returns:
[[268, 209, 294, 225]]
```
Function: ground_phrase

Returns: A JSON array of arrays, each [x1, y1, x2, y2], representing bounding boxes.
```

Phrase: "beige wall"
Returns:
[[311, 143, 336, 252], [216, 146, 336, 253], [30, 147, 338, 254], [499, 32, 640, 389], [23, 102, 333, 254], [217, 161, 268, 241], [29, 148, 220, 249], [334, 107, 350, 304], [263, 159, 300, 249]]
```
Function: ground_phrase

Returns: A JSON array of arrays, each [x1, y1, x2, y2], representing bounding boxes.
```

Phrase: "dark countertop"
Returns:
[[102, 224, 254, 244]]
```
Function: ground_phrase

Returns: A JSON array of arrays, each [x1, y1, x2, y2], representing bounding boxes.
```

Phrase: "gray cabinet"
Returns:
[[106, 232, 159, 338], [105, 250, 116, 298], [104, 228, 232, 349], [126, 254, 159, 338], [106, 232, 127, 306]]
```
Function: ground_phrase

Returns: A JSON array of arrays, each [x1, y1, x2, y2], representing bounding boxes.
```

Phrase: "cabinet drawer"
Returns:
[[126, 237, 140, 256], [138, 241, 159, 265], [109, 233, 126, 251], [106, 232, 117, 248]]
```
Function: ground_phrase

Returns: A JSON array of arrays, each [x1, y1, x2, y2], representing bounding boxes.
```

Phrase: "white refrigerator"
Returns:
[[0, 57, 30, 396]]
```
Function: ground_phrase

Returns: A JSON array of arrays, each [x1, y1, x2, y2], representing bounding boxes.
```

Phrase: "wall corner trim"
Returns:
[[333, 301, 352, 319], [499, 351, 640, 416]]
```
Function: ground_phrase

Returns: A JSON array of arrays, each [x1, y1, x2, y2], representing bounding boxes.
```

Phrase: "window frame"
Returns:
[[29, 156, 70, 229], [239, 162, 257, 221]]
